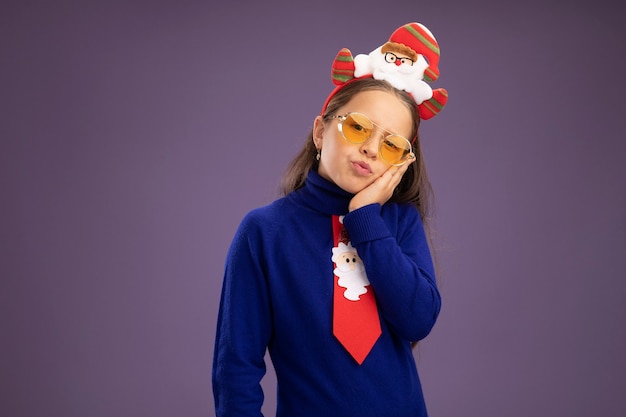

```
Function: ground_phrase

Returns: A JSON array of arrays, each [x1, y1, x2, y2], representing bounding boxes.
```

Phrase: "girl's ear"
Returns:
[[312, 116, 325, 149]]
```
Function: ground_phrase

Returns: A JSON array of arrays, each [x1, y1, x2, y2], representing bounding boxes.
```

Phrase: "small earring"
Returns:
[[316, 149, 321, 161]]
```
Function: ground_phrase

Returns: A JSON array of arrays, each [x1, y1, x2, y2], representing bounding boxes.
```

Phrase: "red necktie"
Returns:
[[331, 215, 382, 364]]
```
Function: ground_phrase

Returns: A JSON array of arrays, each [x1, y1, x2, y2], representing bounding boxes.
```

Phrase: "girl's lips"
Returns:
[[351, 161, 372, 176]]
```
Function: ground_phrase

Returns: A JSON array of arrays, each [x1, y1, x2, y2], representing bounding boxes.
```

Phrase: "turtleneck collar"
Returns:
[[289, 170, 354, 216]]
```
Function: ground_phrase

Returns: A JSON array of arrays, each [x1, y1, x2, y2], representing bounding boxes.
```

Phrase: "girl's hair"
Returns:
[[280, 78, 434, 221]]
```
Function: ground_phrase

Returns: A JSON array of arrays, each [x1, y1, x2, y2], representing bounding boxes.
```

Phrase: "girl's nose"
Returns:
[[359, 131, 382, 159]]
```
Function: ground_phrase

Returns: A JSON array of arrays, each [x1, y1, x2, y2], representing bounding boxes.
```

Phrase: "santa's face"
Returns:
[[373, 48, 419, 76], [382, 51, 415, 73], [313, 90, 412, 195], [367, 47, 430, 81], [334, 251, 362, 272]]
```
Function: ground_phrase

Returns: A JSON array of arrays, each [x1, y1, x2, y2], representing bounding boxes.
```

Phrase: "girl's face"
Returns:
[[313, 89, 413, 195]]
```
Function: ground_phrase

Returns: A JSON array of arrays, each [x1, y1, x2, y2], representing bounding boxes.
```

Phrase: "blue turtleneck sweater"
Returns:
[[212, 171, 441, 417]]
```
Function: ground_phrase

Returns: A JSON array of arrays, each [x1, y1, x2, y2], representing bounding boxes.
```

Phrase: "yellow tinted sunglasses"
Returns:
[[331, 112, 414, 166]]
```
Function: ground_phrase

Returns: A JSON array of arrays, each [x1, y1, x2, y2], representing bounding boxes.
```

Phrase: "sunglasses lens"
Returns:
[[337, 113, 413, 165], [341, 113, 373, 143], [381, 136, 412, 165]]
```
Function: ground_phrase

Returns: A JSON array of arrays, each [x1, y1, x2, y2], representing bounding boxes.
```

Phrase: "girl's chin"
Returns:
[[336, 177, 375, 195]]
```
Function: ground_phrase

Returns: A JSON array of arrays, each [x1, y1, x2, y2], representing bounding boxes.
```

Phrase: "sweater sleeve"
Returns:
[[212, 212, 271, 417], [343, 203, 441, 342]]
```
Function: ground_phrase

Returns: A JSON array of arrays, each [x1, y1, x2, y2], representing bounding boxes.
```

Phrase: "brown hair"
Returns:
[[280, 78, 434, 221]]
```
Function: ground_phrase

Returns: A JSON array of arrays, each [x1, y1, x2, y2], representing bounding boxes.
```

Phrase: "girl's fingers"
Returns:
[[385, 158, 412, 184], [349, 156, 415, 211]]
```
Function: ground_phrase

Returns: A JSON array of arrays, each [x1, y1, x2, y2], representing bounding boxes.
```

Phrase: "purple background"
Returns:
[[2, 1, 625, 416]]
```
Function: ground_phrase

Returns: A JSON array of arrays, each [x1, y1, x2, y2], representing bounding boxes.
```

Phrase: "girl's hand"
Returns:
[[348, 155, 415, 212]]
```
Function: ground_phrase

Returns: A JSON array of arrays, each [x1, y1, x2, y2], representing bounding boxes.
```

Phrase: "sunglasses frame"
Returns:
[[331, 112, 415, 166]]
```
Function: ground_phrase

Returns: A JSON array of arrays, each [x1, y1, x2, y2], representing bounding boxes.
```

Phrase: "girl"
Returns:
[[213, 22, 447, 417]]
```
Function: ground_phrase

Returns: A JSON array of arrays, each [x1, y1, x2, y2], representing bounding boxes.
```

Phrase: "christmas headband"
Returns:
[[321, 22, 449, 120]]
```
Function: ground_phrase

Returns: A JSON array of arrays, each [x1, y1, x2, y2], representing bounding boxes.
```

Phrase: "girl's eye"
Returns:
[[383, 139, 400, 150], [352, 123, 365, 132]]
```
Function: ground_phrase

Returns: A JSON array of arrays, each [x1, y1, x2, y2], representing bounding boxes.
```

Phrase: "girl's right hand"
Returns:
[[348, 155, 415, 212]]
